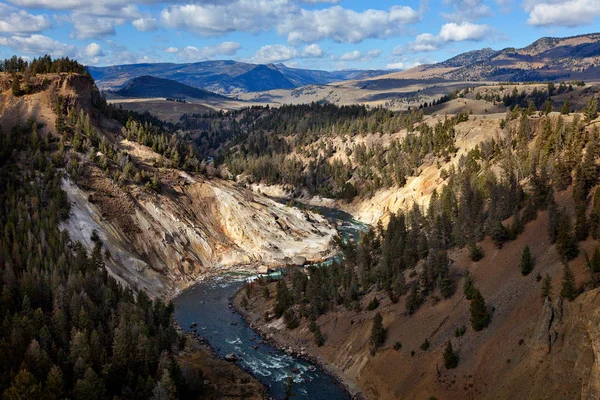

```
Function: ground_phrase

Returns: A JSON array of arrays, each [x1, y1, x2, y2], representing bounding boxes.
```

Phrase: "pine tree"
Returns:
[[370, 312, 386, 352], [11, 74, 20, 97], [555, 210, 578, 261], [45, 366, 64, 400], [3, 369, 41, 400], [274, 279, 292, 318], [584, 97, 598, 122], [543, 99, 553, 115], [490, 220, 509, 248], [560, 263, 577, 301], [520, 246, 534, 276], [314, 325, 325, 346], [586, 247, 600, 288], [561, 99, 571, 115], [443, 341, 459, 369], [541, 273, 553, 303], [463, 268, 475, 300], [74, 367, 106, 400], [470, 289, 490, 331], [405, 285, 421, 315]]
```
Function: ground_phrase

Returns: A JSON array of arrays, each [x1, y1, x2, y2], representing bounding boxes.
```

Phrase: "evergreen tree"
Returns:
[[561, 99, 571, 115], [443, 341, 459, 369], [584, 97, 598, 122], [555, 211, 578, 261], [370, 313, 386, 352], [405, 285, 421, 315], [274, 279, 293, 318], [313, 325, 325, 347], [543, 99, 553, 115], [586, 247, 600, 288], [45, 366, 64, 400], [463, 268, 475, 300], [520, 246, 534, 276], [541, 273, 553, 303], [11, 74, 20, 97], [74, 367, 105, 400], [560, 263, 577, 301], [470, 289, 490, 331], [3, 369, 41, 400]]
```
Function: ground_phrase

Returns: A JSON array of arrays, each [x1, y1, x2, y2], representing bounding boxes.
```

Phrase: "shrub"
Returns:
[[283, 309, 299, 329], [367, 297, 380, 311], [454, 325, 466, 337], [470, 245, 484, 261]]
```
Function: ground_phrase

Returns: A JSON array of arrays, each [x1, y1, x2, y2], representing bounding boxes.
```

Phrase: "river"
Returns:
[[173, 205, 367, 399]]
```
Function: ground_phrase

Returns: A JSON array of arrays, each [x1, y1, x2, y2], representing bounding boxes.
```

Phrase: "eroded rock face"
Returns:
[[62, 171, 337, 297]]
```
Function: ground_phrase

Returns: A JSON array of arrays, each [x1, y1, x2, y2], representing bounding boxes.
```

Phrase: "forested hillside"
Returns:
[[234, 91, 600, 399], [0, 121, 201, 399], [0, 56, 270, 400]]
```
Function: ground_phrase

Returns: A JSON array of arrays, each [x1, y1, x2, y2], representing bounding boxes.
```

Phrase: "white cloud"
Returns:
[[252, 44, 299, 63], [439, 22, 491, 42], [132, 17, 158, 32], [171, 41, 241, 61], [337, 49, 381, 62], [278, 5, 421, 44], [69, 14, 124, 39], [526, 0, 600, 26], [161, 0, 295, 36], [441, 0, 491, 22], [385, 60, 423, 70], [301, 44, 324, 58], [396, 22, 493, 54], [300, 0, 341, 3], [0, 3, 51, 33], [85, 42, 104, 57], [0, 34, 75, 56]]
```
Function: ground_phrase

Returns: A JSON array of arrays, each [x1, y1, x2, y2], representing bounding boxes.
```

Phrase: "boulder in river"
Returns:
[[225, 353, 239, 362], [257, 265, 270, 274], [291, 256, 307, 266]]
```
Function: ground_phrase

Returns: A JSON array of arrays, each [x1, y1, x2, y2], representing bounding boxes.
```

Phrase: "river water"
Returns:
[[173, 205, 367, 399]]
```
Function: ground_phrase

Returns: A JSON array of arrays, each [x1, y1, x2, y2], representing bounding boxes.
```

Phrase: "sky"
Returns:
[[0, 0, 599, 70]]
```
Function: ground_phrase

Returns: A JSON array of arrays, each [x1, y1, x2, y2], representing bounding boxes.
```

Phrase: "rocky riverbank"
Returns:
[[176, 326, 268, 399], [232, 281, 365, 400]]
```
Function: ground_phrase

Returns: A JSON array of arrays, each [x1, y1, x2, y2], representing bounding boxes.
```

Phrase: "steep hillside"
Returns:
[[229, 81, 600, 399], [0, 72, 337, 298]]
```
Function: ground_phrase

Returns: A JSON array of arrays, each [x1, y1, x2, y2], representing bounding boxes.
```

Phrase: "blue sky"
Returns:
[[0, 0, 599, 70]]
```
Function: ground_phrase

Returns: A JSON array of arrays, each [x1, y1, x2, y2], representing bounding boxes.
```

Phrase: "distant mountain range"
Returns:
[[115, 75, 227, 100], [89, 61, 396, 94], [412, 33, 600, 82]]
